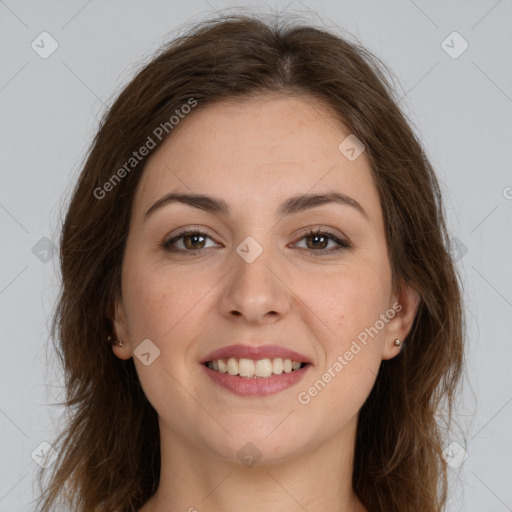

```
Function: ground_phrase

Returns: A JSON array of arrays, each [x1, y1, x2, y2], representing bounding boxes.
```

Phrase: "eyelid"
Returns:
[[294, 225, 348, 242]]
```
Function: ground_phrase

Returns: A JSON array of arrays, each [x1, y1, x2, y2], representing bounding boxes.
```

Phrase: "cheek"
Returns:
[[121, 263, 207, 407], [122, 259, 203, 341], [293, 265, 391, 345], [292, 264, 391, 417], [294, 271, 388, 420]]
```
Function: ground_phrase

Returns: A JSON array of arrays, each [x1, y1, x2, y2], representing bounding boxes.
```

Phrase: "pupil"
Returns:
[[308, 234, 326, 249], [185, 234, 205, 249]]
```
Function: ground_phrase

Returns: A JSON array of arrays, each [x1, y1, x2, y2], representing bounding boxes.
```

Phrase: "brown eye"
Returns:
[[305, 232, 329, 250], [182, 233, 207, 250], [162, 230, 219, 254], [294, 229, 351, 254]]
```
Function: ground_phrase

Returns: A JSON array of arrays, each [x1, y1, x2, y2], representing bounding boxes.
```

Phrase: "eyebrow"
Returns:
[[144, 191, 369, 221]]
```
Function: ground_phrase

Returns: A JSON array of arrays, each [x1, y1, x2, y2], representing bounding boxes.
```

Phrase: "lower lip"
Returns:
[[201, 364, 311, 397]]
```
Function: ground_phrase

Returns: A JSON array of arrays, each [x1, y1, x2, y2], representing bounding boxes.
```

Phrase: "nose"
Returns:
[[217, 243, 291, 325]]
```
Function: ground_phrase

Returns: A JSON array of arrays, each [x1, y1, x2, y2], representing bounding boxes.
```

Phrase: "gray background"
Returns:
[[1, 0, 511, 510]]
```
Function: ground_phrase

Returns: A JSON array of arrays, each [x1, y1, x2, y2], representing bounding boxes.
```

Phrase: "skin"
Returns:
[[112, 93, 420, 512]]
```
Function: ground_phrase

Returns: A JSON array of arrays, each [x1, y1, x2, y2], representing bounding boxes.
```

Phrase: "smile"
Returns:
[[202, 357, 311, 397], [205, 357, 307, 378]]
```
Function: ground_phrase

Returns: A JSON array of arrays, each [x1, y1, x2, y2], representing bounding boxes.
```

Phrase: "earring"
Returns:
[[108, 335, 124, 347], [394, 338, 401, 348]]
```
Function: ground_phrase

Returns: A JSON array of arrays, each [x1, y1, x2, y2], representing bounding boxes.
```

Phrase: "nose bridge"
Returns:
[[218, 233, 290, 322]]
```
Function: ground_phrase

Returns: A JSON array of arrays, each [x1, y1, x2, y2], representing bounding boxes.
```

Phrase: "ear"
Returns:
[[111, 293, 132, 360], [381, 279, 421, 361]]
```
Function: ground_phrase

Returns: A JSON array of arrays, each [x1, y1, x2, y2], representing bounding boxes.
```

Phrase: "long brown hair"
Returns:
[[35, 12, 465, 512]]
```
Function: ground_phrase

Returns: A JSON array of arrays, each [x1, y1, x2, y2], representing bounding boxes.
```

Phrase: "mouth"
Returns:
[[204, 357, 309, 378], [200, 344, 312, 397]]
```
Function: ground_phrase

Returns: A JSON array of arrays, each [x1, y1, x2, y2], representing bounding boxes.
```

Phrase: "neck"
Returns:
[[140, 415, 367, 512]]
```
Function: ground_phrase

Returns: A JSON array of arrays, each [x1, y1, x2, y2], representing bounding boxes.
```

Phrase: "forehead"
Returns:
[[134, 94, 381, 224]]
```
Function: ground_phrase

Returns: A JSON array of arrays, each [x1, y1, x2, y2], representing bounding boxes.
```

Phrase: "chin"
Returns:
[[199, 419, 314, 466]]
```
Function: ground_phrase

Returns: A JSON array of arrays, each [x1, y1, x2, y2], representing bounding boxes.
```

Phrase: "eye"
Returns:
[[162, 229, 220, 254], [292, 228, 351, 255]]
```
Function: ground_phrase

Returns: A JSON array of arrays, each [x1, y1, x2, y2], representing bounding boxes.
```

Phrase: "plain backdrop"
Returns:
[[1, 1, 511, 510]]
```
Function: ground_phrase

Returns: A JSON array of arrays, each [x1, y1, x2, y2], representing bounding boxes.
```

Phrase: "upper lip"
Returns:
[[200, 344, 312, 364]]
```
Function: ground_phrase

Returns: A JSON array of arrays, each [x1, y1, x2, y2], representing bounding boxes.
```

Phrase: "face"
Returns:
[[113, 93, 418, 465]]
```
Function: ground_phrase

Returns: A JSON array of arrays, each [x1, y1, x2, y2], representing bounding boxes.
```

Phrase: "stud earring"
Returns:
[[394, 338, 401, 347], [108, 335, 124, 347]]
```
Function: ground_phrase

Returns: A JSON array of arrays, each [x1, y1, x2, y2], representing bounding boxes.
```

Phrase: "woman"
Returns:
[[36, 12, 465, 512]]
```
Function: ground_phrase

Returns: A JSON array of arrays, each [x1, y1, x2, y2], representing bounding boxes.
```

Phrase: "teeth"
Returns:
[[238, 358, 255, 377], [255, 359, 273, 378], [227, 357, 238, 375], [273, 357, 283, 374], [218, 359, 227, 373], [206, 357, 305, 378]]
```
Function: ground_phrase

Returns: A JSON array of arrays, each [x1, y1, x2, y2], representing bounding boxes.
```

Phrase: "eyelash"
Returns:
[[161, 228, 351, 256]]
